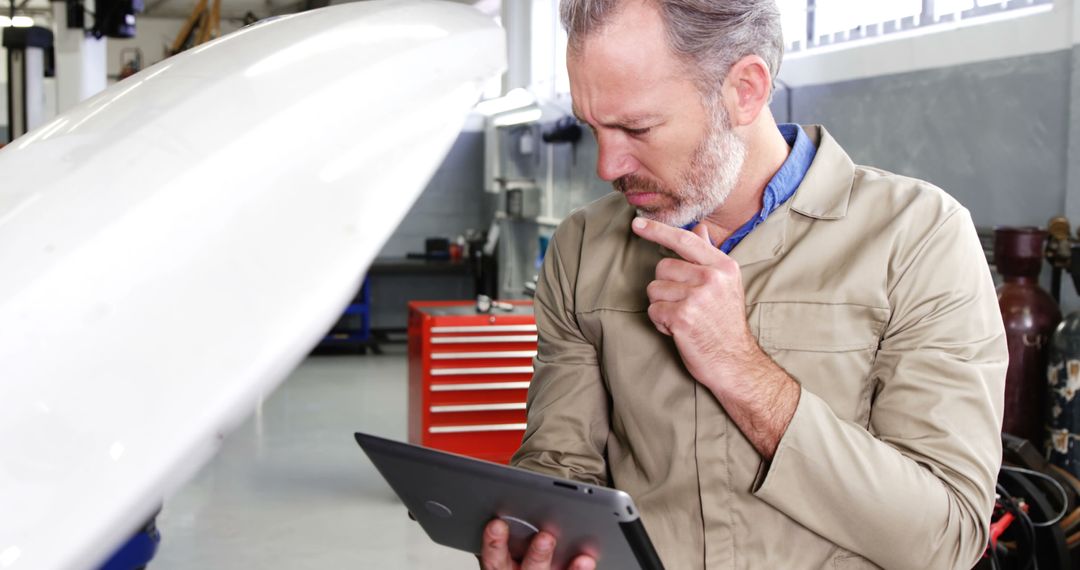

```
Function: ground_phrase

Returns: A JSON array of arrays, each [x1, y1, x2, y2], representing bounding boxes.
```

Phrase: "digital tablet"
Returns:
[[354, 432, 665, 570]]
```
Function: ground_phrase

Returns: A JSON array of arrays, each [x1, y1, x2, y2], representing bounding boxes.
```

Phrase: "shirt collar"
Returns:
[[763, 123, 817, 218], [684, 123, 817, 253]]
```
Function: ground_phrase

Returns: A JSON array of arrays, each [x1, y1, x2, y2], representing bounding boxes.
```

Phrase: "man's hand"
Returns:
[[478, 519, 597, 570], [630, 217, 800, 460]]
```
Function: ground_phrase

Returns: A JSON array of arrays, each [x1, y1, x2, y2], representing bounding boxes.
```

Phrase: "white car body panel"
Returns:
[[0, 2, 504, 568]]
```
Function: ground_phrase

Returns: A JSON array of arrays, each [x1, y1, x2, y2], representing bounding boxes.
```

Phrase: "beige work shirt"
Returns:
[[511, 126, 1007, 569]]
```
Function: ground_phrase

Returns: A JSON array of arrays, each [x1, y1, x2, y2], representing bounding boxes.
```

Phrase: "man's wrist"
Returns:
[[704, 348, 801, 460]]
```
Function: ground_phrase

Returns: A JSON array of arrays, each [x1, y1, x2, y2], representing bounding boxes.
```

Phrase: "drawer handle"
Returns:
[[431, 366, 534, 376], [431, 325, 537, 333], [430, 381, 531, 392], [430, 403, 527, 413], [432, 351, 538, 360], [429, 423, 528, 434], [431, 335, 538, 344]]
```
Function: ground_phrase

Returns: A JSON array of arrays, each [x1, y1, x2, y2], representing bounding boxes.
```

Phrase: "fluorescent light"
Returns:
[[0, 16, 10, 27], [492, 108, 542, 127], [475, 87, 536, 116], [12, 16, 33, 27]]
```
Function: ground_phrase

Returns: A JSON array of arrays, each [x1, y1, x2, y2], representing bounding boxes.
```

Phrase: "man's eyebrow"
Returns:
[[570, 109, 661, 129], [614, 114, 662, 127]]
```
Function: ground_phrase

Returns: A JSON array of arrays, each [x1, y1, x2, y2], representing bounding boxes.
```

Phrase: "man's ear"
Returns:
[[721, 55, 772, 127]]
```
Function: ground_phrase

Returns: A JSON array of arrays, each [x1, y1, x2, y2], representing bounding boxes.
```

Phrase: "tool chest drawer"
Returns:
[[407, 300, 535, 464]]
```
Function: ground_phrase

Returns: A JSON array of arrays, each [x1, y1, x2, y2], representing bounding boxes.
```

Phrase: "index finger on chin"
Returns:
[[631, 217, 712, 265]]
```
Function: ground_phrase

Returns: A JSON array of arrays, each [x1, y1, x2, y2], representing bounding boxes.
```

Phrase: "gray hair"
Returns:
[[560, 0, 784, 96]]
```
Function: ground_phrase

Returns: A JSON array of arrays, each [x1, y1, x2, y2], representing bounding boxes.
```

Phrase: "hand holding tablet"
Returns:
[[479, 518, 597, 570], [354, 432, 664, 570]]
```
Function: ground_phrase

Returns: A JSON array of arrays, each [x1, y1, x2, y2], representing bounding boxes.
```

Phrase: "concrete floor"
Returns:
[[151, 350, 479, 569]]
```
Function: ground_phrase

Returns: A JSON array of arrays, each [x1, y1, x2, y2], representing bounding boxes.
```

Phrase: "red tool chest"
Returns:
[[407, 300, 536, 464]]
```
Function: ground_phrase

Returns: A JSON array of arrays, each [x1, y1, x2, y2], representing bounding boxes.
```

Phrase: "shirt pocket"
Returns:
[[752, 302, 888, 424]]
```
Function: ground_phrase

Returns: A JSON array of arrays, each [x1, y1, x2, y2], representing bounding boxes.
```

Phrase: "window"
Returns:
[[776, 0, 1053, 53]]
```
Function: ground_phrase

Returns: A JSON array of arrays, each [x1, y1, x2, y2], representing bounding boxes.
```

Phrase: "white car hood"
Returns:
[[0, 2, 504, 568]]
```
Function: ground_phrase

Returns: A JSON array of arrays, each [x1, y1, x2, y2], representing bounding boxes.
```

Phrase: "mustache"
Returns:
[[614, 174, 667, 195]]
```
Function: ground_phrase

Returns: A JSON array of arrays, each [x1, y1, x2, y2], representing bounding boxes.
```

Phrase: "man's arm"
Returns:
[[634, 210, 1006, 569], [510, 217, 610, 485], [481, 218, 607, 570], [753, 207, 1006, 569]]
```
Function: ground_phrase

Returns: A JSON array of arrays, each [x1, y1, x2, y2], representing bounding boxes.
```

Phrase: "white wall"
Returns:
[[1075, 0, 1080, 40], [779, 0, 1078, 87]]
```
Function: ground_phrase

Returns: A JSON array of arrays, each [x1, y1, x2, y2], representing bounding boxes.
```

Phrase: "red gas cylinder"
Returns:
[[996, 227, 1062, 444]]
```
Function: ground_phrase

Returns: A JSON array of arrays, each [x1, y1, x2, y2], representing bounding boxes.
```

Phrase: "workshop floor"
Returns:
[[151, 348, 479, 569]]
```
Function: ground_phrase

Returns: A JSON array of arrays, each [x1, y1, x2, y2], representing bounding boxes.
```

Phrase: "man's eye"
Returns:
[[625, 127, 652, 137]]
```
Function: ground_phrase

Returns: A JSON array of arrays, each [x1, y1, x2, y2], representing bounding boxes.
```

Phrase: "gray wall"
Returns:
[[771, 49, 1073, 230], [364, 130, 488, 330], [770, 46, 1080, 309], [1068, 44, 1080, 224], [378, 130, 488, 258]]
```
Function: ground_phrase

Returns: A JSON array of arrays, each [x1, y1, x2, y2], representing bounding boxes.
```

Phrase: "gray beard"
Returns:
[[616, 106, 747, 227]]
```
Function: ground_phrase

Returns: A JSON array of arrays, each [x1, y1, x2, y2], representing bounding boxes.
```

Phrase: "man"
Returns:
[[480, 1, 1007, 569]]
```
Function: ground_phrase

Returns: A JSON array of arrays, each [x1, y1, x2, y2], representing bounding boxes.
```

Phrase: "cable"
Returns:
[[1001, 465, 1070, 527], [997, 483, 1037, 570]]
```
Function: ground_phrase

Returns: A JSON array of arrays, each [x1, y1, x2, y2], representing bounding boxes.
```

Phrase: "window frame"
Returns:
[[783, 0, 1053, 53]]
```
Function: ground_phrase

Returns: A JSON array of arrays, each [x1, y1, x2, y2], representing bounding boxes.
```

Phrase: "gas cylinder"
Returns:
[[996, 227, 1061, 446], [1048, 318, 1080, 475]]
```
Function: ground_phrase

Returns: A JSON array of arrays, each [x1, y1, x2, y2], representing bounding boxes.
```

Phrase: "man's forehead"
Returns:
[[571, 105, 663, 126], [567, 53, 690, 127]]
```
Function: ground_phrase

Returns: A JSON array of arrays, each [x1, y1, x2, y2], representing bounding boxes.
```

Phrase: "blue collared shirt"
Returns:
[[684, 123, 816, 253]]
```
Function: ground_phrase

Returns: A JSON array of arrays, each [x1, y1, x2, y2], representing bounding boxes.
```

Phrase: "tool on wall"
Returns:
[[169, 0, 221, 55], [117, 47, 143, 81], [541, 115, 581, 145], [542, 115, 582, 168], [64, 0, 143, 39]]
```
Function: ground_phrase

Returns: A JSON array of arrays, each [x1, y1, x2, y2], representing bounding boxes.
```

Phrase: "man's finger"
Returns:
[[568, 554, 598, 570], [647, 302, 674, 336], [655, 257, 710, 285], [647, 280, 691, 303], [691, 221, 713, 246], [631, 217, 713, 265], [520, 532, 557, 570], [479, 519, 512, 570]]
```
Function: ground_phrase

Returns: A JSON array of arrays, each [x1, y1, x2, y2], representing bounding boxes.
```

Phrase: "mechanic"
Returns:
[[479, 1, 1007, 568]]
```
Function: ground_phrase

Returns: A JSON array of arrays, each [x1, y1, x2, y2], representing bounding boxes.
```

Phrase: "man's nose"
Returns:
[[595, 133, 636, 182]]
